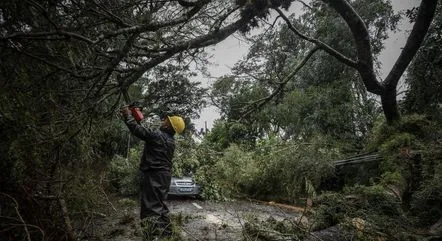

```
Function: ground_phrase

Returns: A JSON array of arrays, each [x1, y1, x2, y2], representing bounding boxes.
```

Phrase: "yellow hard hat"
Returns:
[[167, 116, 185, 134]]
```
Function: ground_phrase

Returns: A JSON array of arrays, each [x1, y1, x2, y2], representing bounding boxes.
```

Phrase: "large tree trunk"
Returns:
[[381, 89, 401, 124]]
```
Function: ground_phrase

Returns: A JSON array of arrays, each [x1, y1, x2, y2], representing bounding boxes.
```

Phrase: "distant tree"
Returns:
[[210, 0, 398, 151], [236, 0, 438, 124]]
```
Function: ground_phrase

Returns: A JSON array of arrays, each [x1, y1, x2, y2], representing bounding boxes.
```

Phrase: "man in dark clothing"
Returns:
[[121, 107, 185, 240]]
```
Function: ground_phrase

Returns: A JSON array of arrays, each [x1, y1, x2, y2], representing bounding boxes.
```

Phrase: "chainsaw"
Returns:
[[121, 88, 144, 122]]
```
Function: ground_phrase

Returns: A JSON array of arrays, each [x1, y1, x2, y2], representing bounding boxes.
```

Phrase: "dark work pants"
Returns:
[[140, 170, 172, 238]]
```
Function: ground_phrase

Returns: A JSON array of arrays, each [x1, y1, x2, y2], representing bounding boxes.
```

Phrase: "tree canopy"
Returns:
[[0, 0, 440, 240]]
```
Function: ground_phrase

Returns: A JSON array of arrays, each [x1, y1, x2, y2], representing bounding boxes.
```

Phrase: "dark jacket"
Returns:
[[124, 116, 175, 172]]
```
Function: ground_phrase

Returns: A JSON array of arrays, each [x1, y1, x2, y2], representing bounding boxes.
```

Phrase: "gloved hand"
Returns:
[[120, 106, 132, 117]]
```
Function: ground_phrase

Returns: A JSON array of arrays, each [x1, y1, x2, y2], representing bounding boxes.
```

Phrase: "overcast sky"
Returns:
[[192, 0, 421, 131]]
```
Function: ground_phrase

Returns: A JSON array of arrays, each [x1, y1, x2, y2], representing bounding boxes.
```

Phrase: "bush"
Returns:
[[311, 192, 350, 230], [410, 162, 442, 226], [311, 185, 406, 239], [107, 148, 141, 196], [202, 135, 338, 202], [172, 137, 201, 177], [366, 114, 442, 226], [64, 169, 112, 214]]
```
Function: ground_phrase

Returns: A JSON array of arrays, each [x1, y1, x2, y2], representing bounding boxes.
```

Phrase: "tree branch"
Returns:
[[26, 0, 59, 30], [82, 33, 139, 103], [323, 0, 384, 95], [240, 46, 319, 119], [274, 46, 320, 85], [383, 0, 438, 91], [7, 45, 97, 79], [122, 11, 256, 87], [1, 193, 32, 241], [103, 33, 139, 87], [295, 0, 313, 11], [275, 8, 358, 69], [90, 0, 130, 27], [1, 0, 211, 45], [2, 31, 95, 44]]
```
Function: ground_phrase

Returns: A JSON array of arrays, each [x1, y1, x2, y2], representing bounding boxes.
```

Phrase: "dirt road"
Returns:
[[86, 197, 302, 241], [170, 198, 301, 240]]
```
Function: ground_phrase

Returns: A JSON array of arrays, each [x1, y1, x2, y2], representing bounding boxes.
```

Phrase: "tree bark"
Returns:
[[381, 89, 401, 125]]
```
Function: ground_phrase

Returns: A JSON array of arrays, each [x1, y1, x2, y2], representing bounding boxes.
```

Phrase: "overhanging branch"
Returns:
[[1, 0, 211, 45], [122, 12, 255, 87]]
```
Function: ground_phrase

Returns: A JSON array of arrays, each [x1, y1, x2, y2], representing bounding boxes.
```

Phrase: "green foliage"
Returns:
[[237, 0, 292, 33], [403, 3, 442, 120], [203, 135, 338, 202], [143, 64, 208, 120], [367, 115, 437, 184], [204, 120, 258, 151], [117, 198, 137, 208], [243, 183, 404, 241], [380, 132, 414, 152], [107, 149, 142, 196], [344, 185, 403, 217], [272, 83, 377, 150], [211, 0, 398, 150], [0, 0, 217, 237], [65, 170, 111, 213], [0, 1, 438, 240], [312, 185, 405, 238], [164, 213, 194, 241], [243, 216, 304, 241], [410, 162, 442, 226], [351, 0, 401, 54], [191, 145, 229, 201], [367, 114, 432, 153], [380, 171, 406, 187], [212, 144, 259, 197], [311, 192, 350, 230], [204, 120, 232, 150], [173, 137, 201, 177], [0, 100, 126, 238], [365, 114, 442, 228], [175, 132, 333, 202], [304, 113, 440, 238]]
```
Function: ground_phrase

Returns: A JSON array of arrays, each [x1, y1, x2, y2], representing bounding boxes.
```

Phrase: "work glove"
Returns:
[[121, 104, 145, 122], [120, 106, 132, 118]]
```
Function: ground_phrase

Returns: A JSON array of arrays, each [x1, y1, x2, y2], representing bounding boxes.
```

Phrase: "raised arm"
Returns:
[[121, 107, 161, 142]]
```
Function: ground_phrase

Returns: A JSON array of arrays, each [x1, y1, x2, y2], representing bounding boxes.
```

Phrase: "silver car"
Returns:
[[168, 176, 201, 197]]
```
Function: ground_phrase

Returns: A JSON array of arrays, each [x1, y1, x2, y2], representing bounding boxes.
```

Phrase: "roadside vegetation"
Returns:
[[1, 0, 440, 240]]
